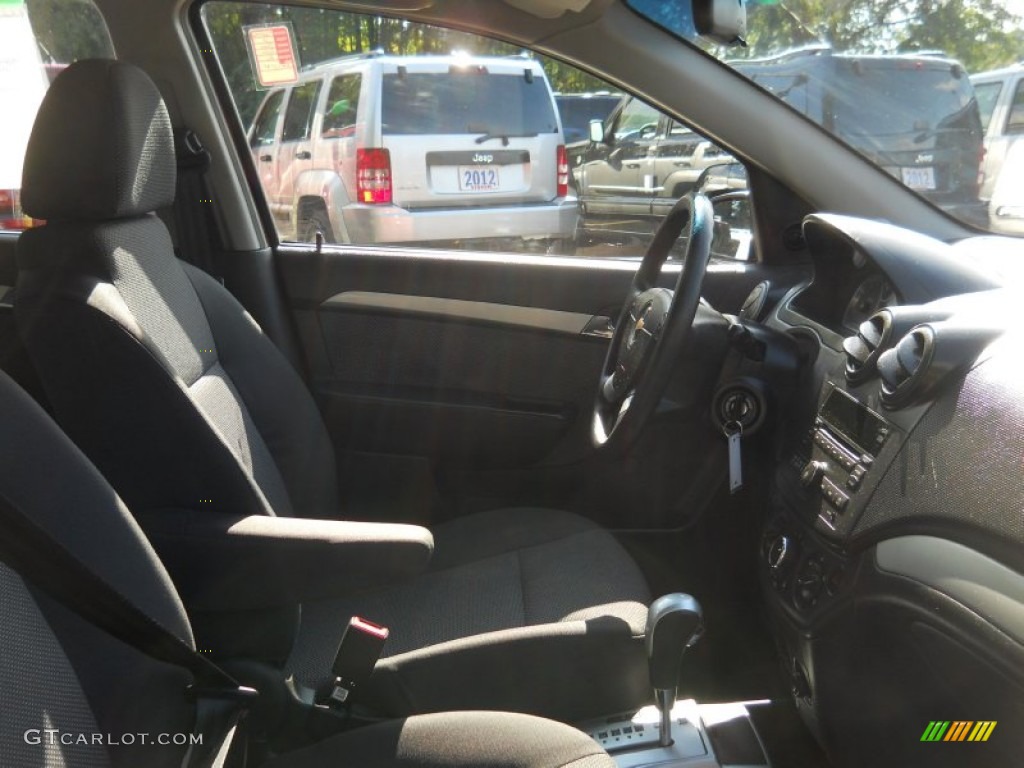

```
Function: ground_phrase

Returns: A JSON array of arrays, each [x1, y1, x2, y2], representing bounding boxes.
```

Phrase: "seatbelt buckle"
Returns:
[[318, 617, 388, 708], [175, 128, 212, 172]]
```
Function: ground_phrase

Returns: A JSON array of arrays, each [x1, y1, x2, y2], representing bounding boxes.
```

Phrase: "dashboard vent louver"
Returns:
[[876, 318, 1002, 409], [842, 306, 962, 387], [877, 327, 931, 407], [842, 312, 889, 384]]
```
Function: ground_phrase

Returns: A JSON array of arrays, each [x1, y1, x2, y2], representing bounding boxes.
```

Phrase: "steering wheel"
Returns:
[[592, 192, 714, 451]]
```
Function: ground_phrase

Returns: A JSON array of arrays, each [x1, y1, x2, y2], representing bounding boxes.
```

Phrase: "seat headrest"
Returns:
[[22, 59, 176, 221]]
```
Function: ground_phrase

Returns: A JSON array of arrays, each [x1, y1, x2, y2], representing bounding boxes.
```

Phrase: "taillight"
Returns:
[[356, 148, 392, 204], [0, 189, 33, 230], [556, 144, 569, 198]]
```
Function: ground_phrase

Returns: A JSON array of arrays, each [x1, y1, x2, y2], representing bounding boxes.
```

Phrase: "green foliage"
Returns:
[[900, 0, 1024, 71], [203, 2, 613, 127], [203, 0, 1024, 127], [734, 0, 1024, 72], [26, 0, 113, 62]]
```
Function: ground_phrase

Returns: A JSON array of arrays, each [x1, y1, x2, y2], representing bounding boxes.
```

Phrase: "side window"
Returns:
[[322, 74, 361, 137], [280, 81, 320, 143], [203, 4, 749, 261], [973, 82, 1002, 132], [613, 98, 661, 140], [1, 0, 114, 232], [250, 90, 284, 147], [1006, 80, 1024, 135]]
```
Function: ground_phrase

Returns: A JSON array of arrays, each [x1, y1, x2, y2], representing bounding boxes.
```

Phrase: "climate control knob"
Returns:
[[800, 460, 828, 489]]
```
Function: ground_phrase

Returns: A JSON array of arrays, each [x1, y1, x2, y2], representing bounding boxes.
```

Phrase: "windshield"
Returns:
[[626, 0, 1023, 236]]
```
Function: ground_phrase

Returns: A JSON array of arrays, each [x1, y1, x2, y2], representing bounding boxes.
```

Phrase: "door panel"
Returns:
[[278, 246, 777, 465], [276, 244, 799, 527], [249, 89, 286, 222], [580, 97, 661, 221]]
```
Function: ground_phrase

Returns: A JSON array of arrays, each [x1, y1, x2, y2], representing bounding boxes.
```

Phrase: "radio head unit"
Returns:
[[819, 388, 891, 456]]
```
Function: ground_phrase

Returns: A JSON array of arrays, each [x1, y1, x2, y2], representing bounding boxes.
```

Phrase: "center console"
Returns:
[[579, 700, 770, 768], [759, 357, 932, 740], [763, 371, 920, 620], [577, 593, 771, 767]]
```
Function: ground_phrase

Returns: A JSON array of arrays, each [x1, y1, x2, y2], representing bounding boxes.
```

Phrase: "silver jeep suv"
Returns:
[[248, 51, 577, 248]]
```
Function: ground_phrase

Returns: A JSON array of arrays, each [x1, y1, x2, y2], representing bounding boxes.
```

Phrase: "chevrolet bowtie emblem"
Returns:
[[627, 304, 652, 349]]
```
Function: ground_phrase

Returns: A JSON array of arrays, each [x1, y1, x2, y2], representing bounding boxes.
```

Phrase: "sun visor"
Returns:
[[503, 0, 592, 18]]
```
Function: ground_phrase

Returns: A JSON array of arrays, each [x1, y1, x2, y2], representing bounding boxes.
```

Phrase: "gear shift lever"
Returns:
[[646, 593, 704, 747]]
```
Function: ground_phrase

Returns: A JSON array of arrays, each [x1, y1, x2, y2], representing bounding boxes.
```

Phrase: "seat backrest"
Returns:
[[15, 60, 339, 521], [0, 369, 197, 768]]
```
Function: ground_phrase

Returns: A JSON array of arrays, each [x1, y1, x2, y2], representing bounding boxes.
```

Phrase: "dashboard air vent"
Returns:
[[842, 312, 889, 384], [876, 327, 932, 407]]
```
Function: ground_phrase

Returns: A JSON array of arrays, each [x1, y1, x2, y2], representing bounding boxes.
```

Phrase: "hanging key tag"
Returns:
[[723, 420, 743, 494]]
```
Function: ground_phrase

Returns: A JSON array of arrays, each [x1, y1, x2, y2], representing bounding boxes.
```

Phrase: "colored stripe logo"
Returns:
[[921, 721, 996, 742]]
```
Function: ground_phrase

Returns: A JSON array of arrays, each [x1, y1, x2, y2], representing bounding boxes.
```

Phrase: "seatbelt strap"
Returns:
[[0, 496, 257, 768], [173, 127, 223, 281]]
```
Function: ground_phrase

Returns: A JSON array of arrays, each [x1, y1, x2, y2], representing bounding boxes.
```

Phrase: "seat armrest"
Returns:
[[144, 513, 433, 612]]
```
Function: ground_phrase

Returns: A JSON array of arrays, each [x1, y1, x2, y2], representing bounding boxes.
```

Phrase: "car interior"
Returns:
[[1, 1, 1022, 767]]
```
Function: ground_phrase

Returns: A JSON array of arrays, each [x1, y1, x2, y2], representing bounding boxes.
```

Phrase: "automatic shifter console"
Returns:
[[578, 593, 768, 767], [647, 593, 704, 746]]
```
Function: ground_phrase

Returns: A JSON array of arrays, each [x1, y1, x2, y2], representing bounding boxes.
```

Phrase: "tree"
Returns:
[[900, 0, 1024, 71], [27, 0, 113, 62], [732, 0, 1024, 72]]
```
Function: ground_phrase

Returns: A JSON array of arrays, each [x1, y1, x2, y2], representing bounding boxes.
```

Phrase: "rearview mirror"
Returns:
[[589, 119, 605, 144], [693, 0, 747, 46]]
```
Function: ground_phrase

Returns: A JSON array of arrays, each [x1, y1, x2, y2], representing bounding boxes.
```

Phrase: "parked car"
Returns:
[[989, 137, 1024, 234], [736, 47, 986, 226], [970, 63, 1024, 231], [573, 95, 736, 244], [555, 91, 623, 144], [248, 51, 577, 249]]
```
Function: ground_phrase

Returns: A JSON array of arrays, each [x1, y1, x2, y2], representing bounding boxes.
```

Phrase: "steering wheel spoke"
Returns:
[[591, 192, 715, 452]]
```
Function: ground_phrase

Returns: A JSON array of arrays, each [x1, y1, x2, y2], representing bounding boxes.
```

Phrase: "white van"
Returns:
[[971, 64, 1024, 234], [248, 52, 577, 248], [970, 65, 1024, 195]]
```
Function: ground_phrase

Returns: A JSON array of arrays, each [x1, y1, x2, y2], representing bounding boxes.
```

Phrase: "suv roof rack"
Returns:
[[731, 44, 964, 69], [727, 44, 833, 66], [301, 49, 387, 71]]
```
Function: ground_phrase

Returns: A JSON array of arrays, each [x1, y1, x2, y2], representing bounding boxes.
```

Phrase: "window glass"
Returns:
[[382, 71, 558, 136], [1, 0, 114, 232], [555, 94, 622, 143], [626, 0, 1004, 234], [1006, 81, 1024, 135], [973, 82, 1002, 131], [614, 98, 661, 139], [203, 3, 748, 262], [250, 89, 284, 146], [280, 81, 320, 142], [323, 74, 360, 137]]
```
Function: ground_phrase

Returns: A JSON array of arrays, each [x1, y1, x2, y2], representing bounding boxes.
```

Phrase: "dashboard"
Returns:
[[751, 214, 1024, 767]]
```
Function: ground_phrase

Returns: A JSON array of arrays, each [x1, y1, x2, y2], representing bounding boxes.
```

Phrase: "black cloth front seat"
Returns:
[[15, 59, 650, 721], [0, 368, 617, 768]]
